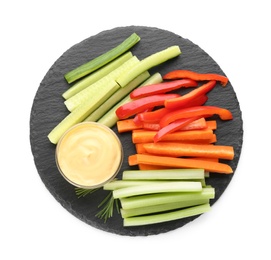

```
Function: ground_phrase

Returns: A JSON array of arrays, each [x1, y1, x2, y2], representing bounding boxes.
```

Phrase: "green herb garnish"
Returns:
[[75, 187, 119, 222]]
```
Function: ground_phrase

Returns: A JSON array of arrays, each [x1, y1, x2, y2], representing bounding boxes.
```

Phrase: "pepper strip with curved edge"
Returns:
[[130, 79, 198, 99], [115, 93, 180, 120], [134, 94, 208, 125], [154, 117, 200, 143], [163, 69, 228, 87], [164, 80, 216, 110], [159, 106, 233, 128]]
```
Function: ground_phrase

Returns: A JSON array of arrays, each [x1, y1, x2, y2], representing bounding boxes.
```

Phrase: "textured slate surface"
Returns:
[[29, 26, 243, 236]]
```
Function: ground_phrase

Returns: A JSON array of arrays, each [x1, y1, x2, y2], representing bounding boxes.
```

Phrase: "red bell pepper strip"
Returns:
[[159, 105, 233, 128], [130, 79, 198, 99], [163, 69, 229, 86], [154, 117, 200, 142], [115, 93, 180, 120], [134, 94, 208, 125], [134, 107, 171, 124], [164, 80, 216, 110]]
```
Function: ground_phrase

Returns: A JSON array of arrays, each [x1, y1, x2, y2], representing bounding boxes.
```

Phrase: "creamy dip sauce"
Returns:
[[56, 122, 123, 188]]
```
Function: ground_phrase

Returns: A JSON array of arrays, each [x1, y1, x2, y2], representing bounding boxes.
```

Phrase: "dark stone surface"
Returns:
[[29, 26, 243, 236]]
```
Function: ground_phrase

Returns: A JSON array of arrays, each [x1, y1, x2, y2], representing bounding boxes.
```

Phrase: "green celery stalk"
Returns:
[[48, 80, 119, 144], [98, 72, 163, 128], [122, 169, 205, 180], [62, 52, 133, 100], [65, 56, 140, 112], [116, 45, 181, 87], [123, 203, 211, 226], [84, 71, 150, 122], [121, 199, 209, 218], [120, 187, 215, 210], [103, 180, 169, 190], [64, 32, 140, 83], [112, 181, 202, 199]]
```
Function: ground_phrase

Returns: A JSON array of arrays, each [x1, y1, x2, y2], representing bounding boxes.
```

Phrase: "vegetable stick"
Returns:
[[136, 144, 220, 161], [122, 168, 205, 180], [116, 45, 181, 87], [123, 203, 211, 226], [154, 117, 200, 142], [115, 93, 180, 120], [179, 117, 207, 131], [120, 187, 215, 210], [138, 164, 171, 170], [135, 143, 147, 154], [143, 142, 234, 160], [130, 78, 198, 99], [117, 119, 142, 133], [121, 199, 209, 218], [117, 117, 215, 133], [65, 32, 141, 83], [163, 69, 229, 87], [112, 181, 202, 199], [132, 129, 215, 143], [128, 154, 233, 174], [206, 120, 217, 130]]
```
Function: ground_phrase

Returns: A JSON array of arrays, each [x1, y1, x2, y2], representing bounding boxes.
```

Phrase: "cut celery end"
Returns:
[[123, 203, 211, 226], [120, 187, 215, 210], [112, 181, 202, 199], [116, 45, 181, 87], [121, 199, 209, 218], [64, 32, 140, 83], [65, 56, 140, 112], [62, 52, 133, 100], [122, 169, 205, 180], [98, 72, 163, 128], [84, 71, 150, 122], [47, 81, 119, 144]]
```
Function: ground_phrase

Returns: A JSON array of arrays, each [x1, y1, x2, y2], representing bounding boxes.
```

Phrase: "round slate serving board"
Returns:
[[30, 26, 243, 236]]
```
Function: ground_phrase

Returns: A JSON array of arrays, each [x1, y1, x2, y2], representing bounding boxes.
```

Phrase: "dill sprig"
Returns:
[[75, 187, 119, 222], [95, 191, 120, 223], [75, 187, 100, 198]]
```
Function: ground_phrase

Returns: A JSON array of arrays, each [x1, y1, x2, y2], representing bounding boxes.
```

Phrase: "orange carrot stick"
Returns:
[[117, 119, 142, 133], [179, 117, 207, 131], [142, 142, 234, 160], [206, 120, 217, 130], [132, 129, 214, 144], [135, 143, 147, 154], [138, 164, 173, 170], [128, 154, 233, 174]]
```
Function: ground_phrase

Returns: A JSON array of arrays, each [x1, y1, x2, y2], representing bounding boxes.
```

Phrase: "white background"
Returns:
[[1, 0, 270, 259]]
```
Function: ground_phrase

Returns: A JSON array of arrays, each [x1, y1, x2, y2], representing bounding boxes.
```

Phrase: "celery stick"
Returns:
[[84, 71, 150, 122], [98, 72, 163, 127], [48, 81, 119, 144], [64, 33, 140, 83], [113, 181, 202, 199], [62, 52, 133, 100], [123, 203, 211, 226], [103, 180, 169, 190], [65, 56, 140, 112], [122, 169, 205, 180], [120, 187, 215, 210], [121, 199, 209, 218], [116, 45, 181, 87]]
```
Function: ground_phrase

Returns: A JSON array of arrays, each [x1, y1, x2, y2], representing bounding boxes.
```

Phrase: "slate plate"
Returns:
[[30, 26, 243, 236]]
